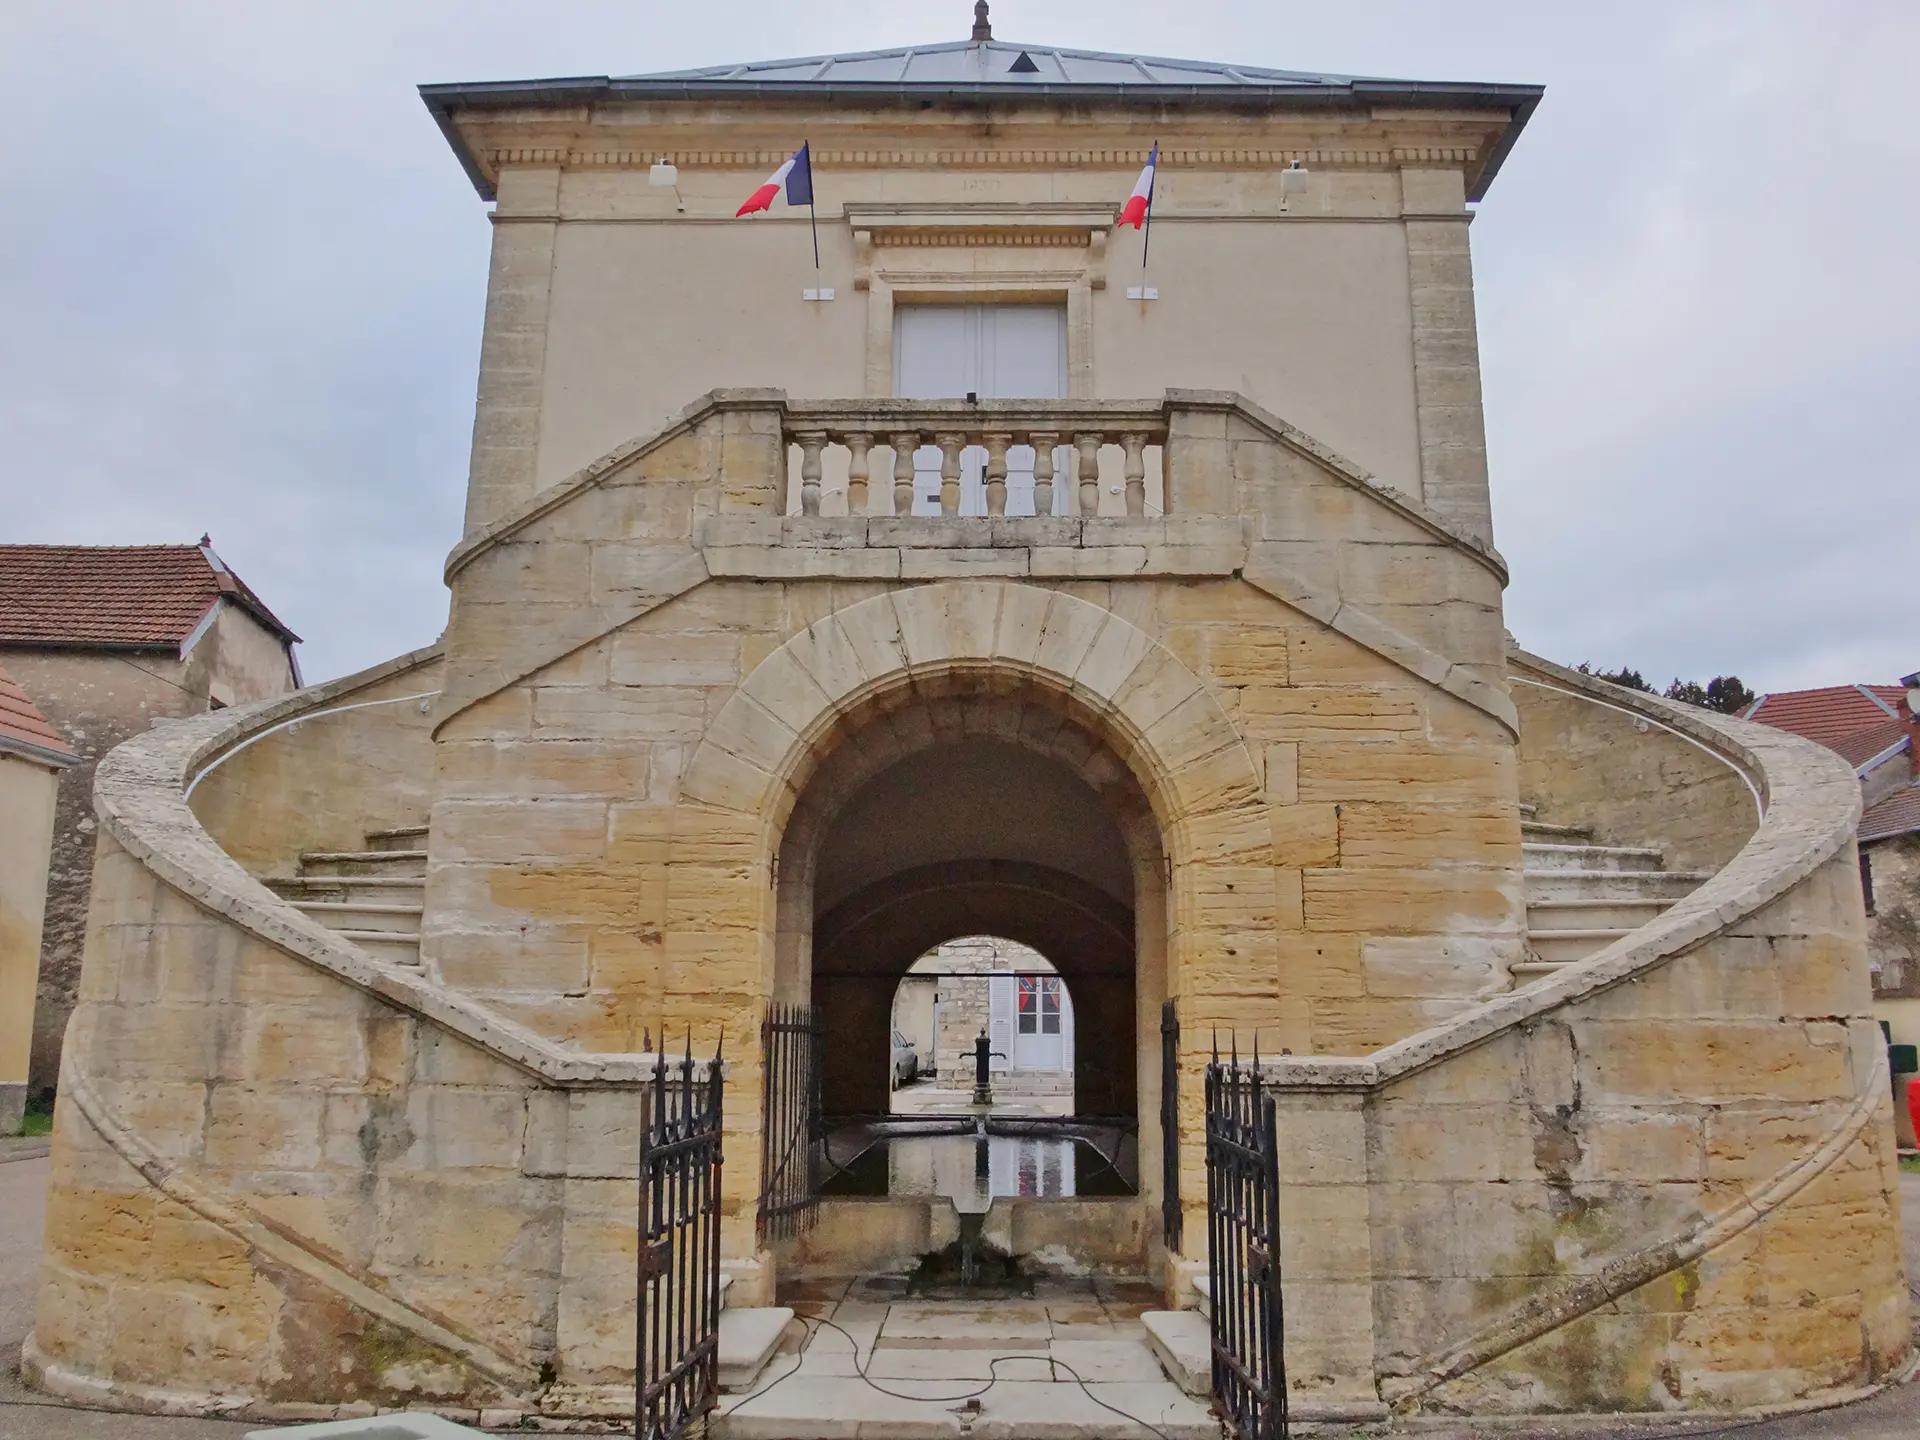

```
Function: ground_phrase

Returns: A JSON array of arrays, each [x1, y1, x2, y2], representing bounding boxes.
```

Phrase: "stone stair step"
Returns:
[[1191, 1273, 1211, 1322], [1141, 1310, 1210, 1398], [1526, 928, 1636, 966], [331, 930, 424, 967], [1522, 842, 1666, 873], [291, 901, 424, 935], [299, 849, 428, 879], [1523, 869, 1708, 903], [365, 825, 430, 852], [1519, 819, 1594, 843], [717, 1306, 796, 1393], [266, 876, 425, 906], [1525, 898, 1672, 931]]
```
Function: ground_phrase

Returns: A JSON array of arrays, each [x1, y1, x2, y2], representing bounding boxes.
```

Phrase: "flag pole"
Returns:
[[806, 140, 820, 270], [1140, 140, 1156, 305]]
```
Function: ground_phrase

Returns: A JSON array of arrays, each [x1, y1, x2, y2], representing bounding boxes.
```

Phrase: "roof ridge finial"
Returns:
[[971, 0, 992, 43]]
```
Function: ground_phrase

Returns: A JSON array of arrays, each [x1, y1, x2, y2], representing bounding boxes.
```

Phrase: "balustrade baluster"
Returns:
[[936, 433, 965, 516], [797, 430, 826, 517], [983, 432, 1011, 517], [1030, 432, 1058, 516], [1122, 432, 1148, 517], [845, 432, 872, 517], [1075, 432, 1102, 517], [890, 433, 918, 516]]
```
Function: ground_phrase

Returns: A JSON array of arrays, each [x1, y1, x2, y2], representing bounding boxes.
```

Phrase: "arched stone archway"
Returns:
[[669, 581, 1272, 1268], [815, 861, 1136, 1115]]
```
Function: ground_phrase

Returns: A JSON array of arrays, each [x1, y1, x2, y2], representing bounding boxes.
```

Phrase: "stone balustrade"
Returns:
[[781, 399, 1168, 518]]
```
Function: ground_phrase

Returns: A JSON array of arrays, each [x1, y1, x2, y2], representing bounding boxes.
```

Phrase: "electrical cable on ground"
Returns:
[[722, 1311, 1179, 1440]]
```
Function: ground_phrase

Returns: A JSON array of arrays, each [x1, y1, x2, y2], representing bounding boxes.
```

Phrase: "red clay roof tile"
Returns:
[[1862, 783, 1920, 845], [0, 543, 299, 649], [1745, 684, 1908, 750], [0, 660, 75, 763]]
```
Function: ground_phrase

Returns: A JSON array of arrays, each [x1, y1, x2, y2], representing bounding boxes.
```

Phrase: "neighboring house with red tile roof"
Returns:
[[0, 541, 302, 1097], [1741, 683, 1909, 750], [0, 663, 73, 1134], [1746, 672, 1920, 1132]]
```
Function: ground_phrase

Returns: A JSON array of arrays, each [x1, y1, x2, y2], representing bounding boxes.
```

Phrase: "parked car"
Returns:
[[891, 1030, 919, 1087]]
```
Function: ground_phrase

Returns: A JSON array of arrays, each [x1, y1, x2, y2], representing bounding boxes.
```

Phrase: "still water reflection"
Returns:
[[820, 1130, 1135, 1202]]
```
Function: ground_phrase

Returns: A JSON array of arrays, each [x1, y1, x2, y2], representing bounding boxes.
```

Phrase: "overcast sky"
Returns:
[[3, 2, 1914, 692]]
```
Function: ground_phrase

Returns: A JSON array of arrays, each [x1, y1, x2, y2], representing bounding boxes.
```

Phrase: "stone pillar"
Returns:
[[462, 166, 561, 538], [1402, 168, 1493, 546], [1272, 1089, 1383, 1414]]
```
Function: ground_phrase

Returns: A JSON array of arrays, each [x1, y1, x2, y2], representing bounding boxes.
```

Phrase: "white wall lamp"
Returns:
[[1278, 159, 1310, 212], [648, 157, 685, 212]]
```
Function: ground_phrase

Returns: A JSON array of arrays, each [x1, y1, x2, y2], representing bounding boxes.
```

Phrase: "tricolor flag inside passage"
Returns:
[[736, 143, 814, 216], [1119, 143, 1157, 229]]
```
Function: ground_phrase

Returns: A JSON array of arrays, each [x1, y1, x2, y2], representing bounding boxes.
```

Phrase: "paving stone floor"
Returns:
[[715, 1272, 1216, 1438]]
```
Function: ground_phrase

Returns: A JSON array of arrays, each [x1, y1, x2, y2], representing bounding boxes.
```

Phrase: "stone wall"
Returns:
[[1512, 656, 1760, 873], [1242, 663, 1909, 1415], [1865, 833, 1920, 1000], [2, 604, 295, 1095], [30, 677, 703, 1423], [188, 647, 442, 873]]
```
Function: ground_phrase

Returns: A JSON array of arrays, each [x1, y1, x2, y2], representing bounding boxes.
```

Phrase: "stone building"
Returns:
[[0, 542, 301, 1093], [892, 935, 1074, 1106], [0, 663, 73, 1133], [27, 19, 1910, 1428]]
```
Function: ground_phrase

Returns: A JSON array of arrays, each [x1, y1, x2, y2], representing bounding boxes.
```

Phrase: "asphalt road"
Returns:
[[0, 1151, 1915, 1437]]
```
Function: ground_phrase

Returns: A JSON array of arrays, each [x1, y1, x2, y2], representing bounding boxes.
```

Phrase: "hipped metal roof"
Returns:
[[421, 36, 1542, 203]]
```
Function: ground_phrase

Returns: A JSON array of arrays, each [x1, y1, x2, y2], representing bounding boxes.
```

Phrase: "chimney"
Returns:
[[1903, 671, 1920, 782], [972, 1, 992, 42]]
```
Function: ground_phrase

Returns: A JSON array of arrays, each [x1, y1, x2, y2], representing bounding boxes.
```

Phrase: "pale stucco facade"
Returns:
[[26, 33, 1910, 1429], [0, 745, 65, 1133]]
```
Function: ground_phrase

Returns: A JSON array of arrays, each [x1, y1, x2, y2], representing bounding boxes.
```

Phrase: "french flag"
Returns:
[[1119, 143, 1157, 229], [736, 143, 814, 216]]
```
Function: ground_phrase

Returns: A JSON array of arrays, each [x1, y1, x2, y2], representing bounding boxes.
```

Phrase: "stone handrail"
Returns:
[[92, 645, 707, 1089], [781, 397, 1169, 517]]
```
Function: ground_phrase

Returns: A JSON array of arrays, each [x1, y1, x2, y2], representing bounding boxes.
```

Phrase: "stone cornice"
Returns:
[[486, 144, 1483, 173]]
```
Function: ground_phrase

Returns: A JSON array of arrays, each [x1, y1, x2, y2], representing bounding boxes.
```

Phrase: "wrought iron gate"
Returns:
[[1161, 1000, 1181, 1251], [636, 1038, 724, 1440], [758, 1004, 821, 1241], [1206, 1042, 1288, 1440]]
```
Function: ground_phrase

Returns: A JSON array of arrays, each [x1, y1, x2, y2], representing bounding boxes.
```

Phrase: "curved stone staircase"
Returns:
[[1516, 804, 1710, 979], [262, 824, 426, 969]]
